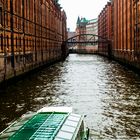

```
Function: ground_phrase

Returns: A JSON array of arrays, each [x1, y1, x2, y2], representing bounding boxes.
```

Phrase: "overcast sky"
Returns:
[[59, 0, 109, 31]]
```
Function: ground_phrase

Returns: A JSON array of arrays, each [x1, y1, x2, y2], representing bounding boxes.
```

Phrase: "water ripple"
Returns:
[[0, 54, 140, 139]]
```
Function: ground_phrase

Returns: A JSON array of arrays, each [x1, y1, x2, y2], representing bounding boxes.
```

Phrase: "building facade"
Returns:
[[86, 18, 98, 42], [134, 0, 140, 57], [98, 0, 140, 69], [98, 2, 112, 56], [76, 17, 98, 53], [76, 17, 88, 41], [86, 18, 98, 53], [86, 19, 98, 35], [112, 0, 140, 69], [0, 0, 67, 83]]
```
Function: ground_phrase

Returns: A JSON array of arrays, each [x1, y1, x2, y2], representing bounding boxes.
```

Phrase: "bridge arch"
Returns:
[[61, 34, 112, 58], [67, 34, 109, 41], [66, 34, 110, 45]]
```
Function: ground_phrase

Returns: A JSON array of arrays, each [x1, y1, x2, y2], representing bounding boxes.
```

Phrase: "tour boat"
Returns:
[[0, 107, 89, 140]]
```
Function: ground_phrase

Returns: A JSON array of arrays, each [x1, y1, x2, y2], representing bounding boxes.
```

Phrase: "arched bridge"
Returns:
[[65, 34, 110, 47], [61, 34, 112, 60]]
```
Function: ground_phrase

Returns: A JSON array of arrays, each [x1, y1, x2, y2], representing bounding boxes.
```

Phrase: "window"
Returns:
[[0, 7, 2, 25], [0, 34, 3, 53]]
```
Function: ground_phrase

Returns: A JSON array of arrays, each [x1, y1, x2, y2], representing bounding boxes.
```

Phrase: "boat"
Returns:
[[0, 107, 90, 140]]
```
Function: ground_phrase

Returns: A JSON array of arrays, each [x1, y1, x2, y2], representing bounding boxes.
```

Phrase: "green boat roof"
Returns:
[[9, 112, 68, 140], [0, 111, 83, 140]]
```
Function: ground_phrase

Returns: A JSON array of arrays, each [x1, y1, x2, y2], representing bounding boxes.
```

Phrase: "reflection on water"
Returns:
[[0, 54, 140, 139]]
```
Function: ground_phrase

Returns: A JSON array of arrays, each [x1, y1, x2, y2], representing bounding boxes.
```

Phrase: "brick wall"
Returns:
[[0, 0, 67, 82], [98, 2, 112, 56]]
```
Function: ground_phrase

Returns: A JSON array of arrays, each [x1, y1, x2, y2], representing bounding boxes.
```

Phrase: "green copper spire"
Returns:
[[76, 16, 81, 26]]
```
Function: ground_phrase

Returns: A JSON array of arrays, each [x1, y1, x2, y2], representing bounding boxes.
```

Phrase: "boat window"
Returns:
[[55, 113, 83, 140], [56, 131, 73, 140], [61, 125, 75, 133], [65, 120, 78, 127], [68, 115, 81, 122]]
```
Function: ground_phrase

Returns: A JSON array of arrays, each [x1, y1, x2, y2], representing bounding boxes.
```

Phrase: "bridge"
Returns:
[[66, 34, 110, 47], [62, 34, 111, 55]]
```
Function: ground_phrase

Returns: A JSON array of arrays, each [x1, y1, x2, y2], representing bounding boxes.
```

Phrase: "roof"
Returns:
[[81, 17, 88, 23], [9, 112, 68, 140], [55, 113, 83, 140], [0, 111, 83, 140], [76, 17, 97, 28]]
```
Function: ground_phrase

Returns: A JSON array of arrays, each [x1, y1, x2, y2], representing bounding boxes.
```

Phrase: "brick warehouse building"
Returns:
[[134, 0, 140, 57], [76, 17, 98, 53], [98, 0, 140, 70], [98, 2, 113, 56], [0, 0, 67, 83], [113, 0, 140, 69]]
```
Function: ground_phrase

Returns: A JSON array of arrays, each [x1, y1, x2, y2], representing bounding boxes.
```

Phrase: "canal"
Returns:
[[0, 54, 140, 139]]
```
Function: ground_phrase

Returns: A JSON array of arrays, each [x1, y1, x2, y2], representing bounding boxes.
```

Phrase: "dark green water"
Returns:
[[0, 54, 140, 139]]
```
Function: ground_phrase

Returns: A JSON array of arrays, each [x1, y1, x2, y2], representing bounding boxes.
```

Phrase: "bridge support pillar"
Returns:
[[108, 43, 112, 59], [61, 41, 68, 61]]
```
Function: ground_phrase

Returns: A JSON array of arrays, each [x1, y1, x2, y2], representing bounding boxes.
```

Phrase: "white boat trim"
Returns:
[[38, 106, 73, 113]]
